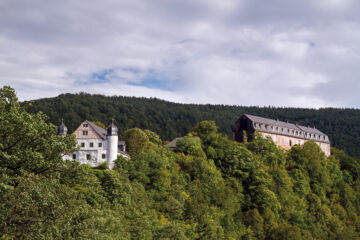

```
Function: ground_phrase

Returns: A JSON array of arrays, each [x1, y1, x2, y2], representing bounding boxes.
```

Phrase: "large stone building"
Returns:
[[234, 114, 331, 156], [58, 120, 129, 169]]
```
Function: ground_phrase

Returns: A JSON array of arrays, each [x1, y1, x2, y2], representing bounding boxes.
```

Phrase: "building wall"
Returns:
[[106, 135, 118, 169], [75, 138, 108, 166], [74, 122, 102, 139], [260, 132, 330, 156]]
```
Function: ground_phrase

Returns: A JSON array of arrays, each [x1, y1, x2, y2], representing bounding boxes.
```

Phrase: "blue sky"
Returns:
[[1, 0, 360, 107]]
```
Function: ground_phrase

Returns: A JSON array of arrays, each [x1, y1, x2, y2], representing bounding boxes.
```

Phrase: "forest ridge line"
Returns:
[[24, 92, 360, 160]]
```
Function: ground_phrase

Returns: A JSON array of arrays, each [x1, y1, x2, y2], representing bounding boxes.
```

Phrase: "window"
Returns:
[[102, 154, 106, 159], [83, 131, 88, 136], [98, 142, 102, 147], [80, 142, 85, 147], [289, 140, 292, 146], [86, 154, 91, 160], [83, 123, 88, 127], [119, 145, 124, 152], [90, 142, 94, 147], [72, 154, 76, 160]]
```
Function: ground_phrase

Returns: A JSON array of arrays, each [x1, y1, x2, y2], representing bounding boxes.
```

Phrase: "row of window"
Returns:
[[279, 138, 301, 146], [80, 142, 103, 148], [254, 123, 326, 141], [72, 153, 106, 160]]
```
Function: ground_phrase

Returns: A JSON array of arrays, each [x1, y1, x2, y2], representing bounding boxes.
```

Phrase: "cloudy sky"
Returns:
[[1, 0, 360, 107]]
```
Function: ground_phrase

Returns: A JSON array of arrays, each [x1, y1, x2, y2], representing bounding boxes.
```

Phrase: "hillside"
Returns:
[[25, 93, 360, 159], [2, 85, 360, 239]]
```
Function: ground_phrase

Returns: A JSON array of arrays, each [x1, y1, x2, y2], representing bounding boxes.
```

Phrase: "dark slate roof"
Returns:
[[118, 148, 130, 158], [86, 120, 107, 139], [243, 114, 330, 143], [165, 137, 184, 148], [107, 122, 118, 136], [58, 122, 67, 131]]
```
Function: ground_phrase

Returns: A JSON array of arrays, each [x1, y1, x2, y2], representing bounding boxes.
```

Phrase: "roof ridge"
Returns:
[[87, 120, 107, 139], [243, 114, 327, 136]]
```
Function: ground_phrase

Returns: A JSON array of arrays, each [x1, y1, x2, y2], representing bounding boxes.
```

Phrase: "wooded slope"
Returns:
[[26, 93, 360, 159]]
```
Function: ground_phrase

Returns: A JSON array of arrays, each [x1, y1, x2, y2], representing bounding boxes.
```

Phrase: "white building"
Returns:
[[58, 120, 129, 169]]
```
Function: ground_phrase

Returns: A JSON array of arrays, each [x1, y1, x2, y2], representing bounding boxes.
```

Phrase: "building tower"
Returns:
[[58, 119, 68, 136], [106, 121, 118, 169]]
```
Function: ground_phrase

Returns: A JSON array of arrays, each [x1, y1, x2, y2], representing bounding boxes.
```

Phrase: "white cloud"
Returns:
[[0, 0, 360, 107]]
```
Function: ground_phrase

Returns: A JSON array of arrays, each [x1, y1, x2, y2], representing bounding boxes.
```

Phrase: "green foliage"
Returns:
[[25, 92, 360, 159], [143, 129, 162, 145], [0, 86, 77, 178], [92, 120, 106, 129], [2, 86, 360, 239], [124, 128, 149, 155]]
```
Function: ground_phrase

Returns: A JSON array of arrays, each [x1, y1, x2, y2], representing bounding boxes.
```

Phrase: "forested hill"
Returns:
[[3, 86, 360, 239], [26, 93, 360, 159]]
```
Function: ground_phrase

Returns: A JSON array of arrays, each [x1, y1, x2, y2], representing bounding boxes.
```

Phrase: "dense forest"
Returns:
[[26, 92, 360, 159], [2, 86, 360, 239]]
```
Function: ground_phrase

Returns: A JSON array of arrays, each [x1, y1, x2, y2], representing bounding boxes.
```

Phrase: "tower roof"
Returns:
[[107, 122, 118, 136], [58, 120, 68, 135]]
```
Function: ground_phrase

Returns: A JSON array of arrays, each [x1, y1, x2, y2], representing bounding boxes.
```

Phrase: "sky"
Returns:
[[1, 0, 360, 108]]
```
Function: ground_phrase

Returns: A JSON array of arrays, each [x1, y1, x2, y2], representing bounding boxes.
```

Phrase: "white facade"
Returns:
[[106, 135, 118, 169], [61, 120, 129, 169], [74, 138, 108, 166]]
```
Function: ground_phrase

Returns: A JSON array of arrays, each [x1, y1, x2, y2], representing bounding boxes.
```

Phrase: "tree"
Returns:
[[0, 86, 77, 178], [0, 86, 78, 238], [124, 128, 149, 155]]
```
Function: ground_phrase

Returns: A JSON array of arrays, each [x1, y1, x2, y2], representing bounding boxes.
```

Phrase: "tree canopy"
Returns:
[[25, 92, 360, 159], [2, 86, 360, 239]]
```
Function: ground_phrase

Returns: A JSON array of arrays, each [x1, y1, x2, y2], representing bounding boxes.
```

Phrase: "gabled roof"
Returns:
[[243, 114, 329, 143], [244, 114, 299, 130], [165, 137, 184, 148], [118, 148, 130, 158], [86, 120, 107, 139]]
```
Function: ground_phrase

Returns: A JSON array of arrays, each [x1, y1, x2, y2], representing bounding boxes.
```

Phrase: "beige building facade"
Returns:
[[234, 114, 331, 156]]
